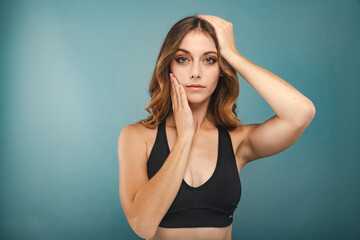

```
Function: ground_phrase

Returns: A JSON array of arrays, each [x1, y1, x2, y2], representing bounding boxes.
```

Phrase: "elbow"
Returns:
[[294, 101, 316, 127], [303, 101, 316, 124], [131, 216, 157, 239]]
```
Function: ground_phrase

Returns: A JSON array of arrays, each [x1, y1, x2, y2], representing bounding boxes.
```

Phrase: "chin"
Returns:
[[186, 96, 210, 105]]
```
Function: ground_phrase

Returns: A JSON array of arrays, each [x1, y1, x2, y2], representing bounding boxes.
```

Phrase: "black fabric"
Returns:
[[147, 118, 241, 228]]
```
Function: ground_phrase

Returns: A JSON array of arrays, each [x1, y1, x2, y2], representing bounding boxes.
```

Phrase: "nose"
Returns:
[[189, 62, 201, 79]]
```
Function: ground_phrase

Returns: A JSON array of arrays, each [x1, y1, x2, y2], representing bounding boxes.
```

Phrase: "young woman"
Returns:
[[118, 15, 315, 240]]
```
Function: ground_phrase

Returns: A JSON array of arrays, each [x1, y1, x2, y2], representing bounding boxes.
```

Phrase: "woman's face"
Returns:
[[170, 30, 221, 105]]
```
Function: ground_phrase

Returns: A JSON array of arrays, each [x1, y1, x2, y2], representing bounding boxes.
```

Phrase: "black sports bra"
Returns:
[[147, 119, 241, 228]]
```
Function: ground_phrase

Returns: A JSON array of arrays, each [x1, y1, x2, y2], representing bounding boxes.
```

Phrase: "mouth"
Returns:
[[186, 84, 205, 87], [186, 85, 205, 91]]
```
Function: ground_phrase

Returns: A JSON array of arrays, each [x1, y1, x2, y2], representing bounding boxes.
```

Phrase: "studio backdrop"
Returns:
[[1, 0, 359, 239]]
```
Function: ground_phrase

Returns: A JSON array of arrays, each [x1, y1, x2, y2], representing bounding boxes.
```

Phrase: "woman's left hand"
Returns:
[[198, 14, 238, 59]]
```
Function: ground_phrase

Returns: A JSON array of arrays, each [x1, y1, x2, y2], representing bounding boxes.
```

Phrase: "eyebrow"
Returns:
[[176, 48, 218, 56]]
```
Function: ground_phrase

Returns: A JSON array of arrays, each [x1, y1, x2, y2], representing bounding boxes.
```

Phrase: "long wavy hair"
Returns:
[[136, 15, 242, 131]]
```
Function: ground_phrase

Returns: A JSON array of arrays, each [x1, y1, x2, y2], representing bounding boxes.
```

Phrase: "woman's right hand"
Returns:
[[170, 73, 195, 140]]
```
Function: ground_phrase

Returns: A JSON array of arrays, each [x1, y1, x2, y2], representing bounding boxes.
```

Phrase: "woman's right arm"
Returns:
[[118, 125, 193, 239], [119, 73, 194, 239]]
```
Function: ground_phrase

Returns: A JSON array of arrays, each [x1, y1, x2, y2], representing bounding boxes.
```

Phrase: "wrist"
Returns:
[[221, 48, 241, 60], [221, 49, 248, 69]]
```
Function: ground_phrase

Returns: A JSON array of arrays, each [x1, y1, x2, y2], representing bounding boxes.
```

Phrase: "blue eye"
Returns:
[[175, 57, 188, 63], [205, 57, 216, 64]]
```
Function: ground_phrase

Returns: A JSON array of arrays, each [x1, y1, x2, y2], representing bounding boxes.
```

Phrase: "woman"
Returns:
[[118, 14, 315, 240]]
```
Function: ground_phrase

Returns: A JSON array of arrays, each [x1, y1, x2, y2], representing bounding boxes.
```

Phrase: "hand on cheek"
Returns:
[[170, 73, 181, 86]]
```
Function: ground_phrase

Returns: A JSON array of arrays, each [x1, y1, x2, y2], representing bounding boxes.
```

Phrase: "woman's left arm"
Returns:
[[198, 15, 316, 164]]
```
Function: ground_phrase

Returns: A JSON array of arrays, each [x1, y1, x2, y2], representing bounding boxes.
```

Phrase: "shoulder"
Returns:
[[118, 123, 153, 142], [119, 123, 142, 140], [118, 123, 158, 152]]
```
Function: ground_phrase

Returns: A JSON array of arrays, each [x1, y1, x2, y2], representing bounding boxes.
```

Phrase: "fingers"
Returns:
[[170, 73, 183, 109], [171, 73, 189, 110], [198, 15, 232, 28], [198, 15, 223, 35], [179, 85, 184, 110], [170, 75, 177, 110], [198, 14, 226, 23], [174, 74, 183, 109], [170, 74, 180, 109], [179, 81, 187, 109]]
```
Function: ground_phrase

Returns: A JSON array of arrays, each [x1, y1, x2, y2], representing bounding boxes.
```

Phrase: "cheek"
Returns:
[[204, 64, 220, 75], [206, 69, 220, 82], [208, 72, 220, 91], [170, 65, 187, 83], [210, 79, 219, 91]]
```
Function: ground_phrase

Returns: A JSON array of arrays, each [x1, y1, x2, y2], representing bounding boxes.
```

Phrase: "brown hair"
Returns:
[[136, 15, 242, 131]]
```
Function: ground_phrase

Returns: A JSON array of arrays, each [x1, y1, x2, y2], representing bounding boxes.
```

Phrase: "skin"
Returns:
[[118, 14, 316, 240]]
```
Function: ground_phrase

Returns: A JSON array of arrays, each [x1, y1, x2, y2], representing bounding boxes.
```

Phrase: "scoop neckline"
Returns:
[[162, 118, 221, 191]]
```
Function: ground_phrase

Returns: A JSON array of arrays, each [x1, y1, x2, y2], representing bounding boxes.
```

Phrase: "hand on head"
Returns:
[[197, 14, 238, 58]]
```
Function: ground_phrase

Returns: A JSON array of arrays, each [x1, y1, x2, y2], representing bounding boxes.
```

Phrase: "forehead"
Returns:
[[178, 30, 217, 53]]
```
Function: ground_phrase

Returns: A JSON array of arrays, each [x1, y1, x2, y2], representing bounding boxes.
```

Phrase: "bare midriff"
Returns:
[[148, 224, 232, 240]]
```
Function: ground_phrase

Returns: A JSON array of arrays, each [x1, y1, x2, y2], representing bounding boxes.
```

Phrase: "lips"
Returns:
[[186, 84, 205, 88], [186, 84, 205, 91]]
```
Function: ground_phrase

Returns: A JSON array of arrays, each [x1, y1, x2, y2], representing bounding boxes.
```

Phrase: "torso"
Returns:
[[138, 118, 248, 240]]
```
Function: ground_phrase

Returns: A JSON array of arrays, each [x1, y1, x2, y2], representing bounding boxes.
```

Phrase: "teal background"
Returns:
[[1, 0, 359, 239]]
